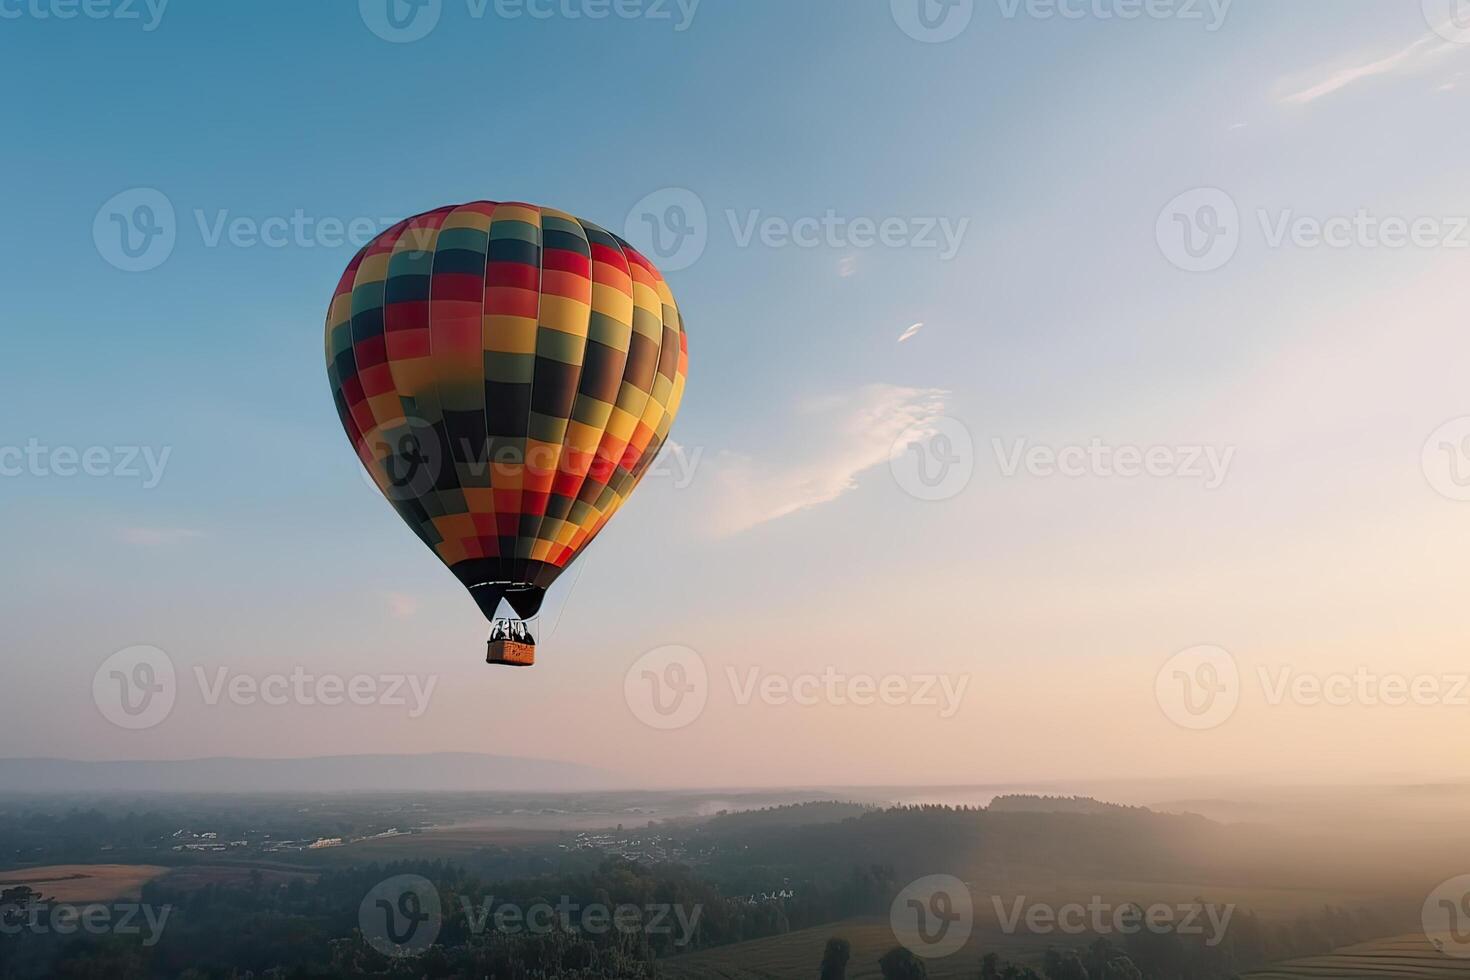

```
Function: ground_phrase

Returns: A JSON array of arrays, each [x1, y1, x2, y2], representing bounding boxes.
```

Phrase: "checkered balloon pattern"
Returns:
[[325, 202, 688, 622]]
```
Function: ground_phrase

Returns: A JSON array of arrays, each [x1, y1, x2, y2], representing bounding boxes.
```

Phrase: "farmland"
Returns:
[[1245, 935, 1470, 979], [0, 864, 169, 902]]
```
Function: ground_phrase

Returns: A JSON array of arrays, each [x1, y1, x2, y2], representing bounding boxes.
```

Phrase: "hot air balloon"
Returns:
[[325, 202, 688, 666]]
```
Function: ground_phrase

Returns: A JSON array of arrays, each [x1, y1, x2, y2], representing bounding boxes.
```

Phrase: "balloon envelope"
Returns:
[[325, 202, 688, 623]]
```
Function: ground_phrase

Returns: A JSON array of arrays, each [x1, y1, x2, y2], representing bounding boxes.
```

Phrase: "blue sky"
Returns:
[[5, 0, 1470, 788]]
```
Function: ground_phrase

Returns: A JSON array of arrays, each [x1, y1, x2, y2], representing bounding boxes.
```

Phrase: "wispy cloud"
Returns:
[[898, 322, 925, 343], [118, 526, 204, 547], [386, 593, 422, 618], [706, 384, 947, 536], [1277, 31, 1460, 105]]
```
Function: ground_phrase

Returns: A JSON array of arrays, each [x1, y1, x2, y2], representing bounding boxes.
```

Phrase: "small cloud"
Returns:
[[705, 384, 947, 536], [119, 527, 204, 547], [838, 256, 858, 278], [386, 593, 421, 618], [1277, 31, 1460, 106], [898, 322, 925, 344], [1227, 122, 1249, 132]]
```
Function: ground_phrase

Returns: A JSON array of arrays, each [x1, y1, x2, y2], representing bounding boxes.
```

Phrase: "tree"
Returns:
[[820, 937, 852, 980], [1001, 966, 1043, 980], [1044, 947, 1090, 980], [878, 945, 927, 980], [1099, 957, 1143, 980], [981, 951, 1002, 979]]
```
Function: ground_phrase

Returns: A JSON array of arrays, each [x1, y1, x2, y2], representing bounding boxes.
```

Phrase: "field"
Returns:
[[1246, 935, 1470, 979], [661, 917, 1066, 980], [307, 825, 565, 864], [0, 864, 170, 902], [150, 864, 318, 892]]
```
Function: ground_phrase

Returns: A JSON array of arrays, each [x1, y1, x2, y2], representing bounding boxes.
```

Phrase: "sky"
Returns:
[[3, 0, 1470, 790]]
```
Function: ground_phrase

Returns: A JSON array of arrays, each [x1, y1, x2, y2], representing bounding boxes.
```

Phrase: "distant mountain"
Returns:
[[0, 754, 619, 795]]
